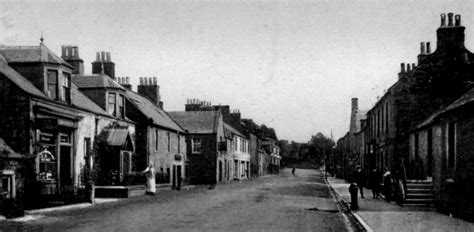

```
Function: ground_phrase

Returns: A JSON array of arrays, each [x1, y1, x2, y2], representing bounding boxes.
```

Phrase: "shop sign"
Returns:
[[37, 118, 58, 130], [39, 132, 55, 144]]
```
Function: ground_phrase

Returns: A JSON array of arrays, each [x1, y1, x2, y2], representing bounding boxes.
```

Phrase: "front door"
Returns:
[[172, 165, 177, 188], [59, 145, 72, 192]]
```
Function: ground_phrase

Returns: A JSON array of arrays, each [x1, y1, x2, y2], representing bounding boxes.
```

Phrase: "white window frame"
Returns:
[[192, 138, 201, 154], [1, 170, 15, 199]]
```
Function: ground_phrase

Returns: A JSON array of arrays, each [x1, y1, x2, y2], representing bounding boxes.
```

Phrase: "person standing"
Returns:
[[142, 162, 156, 195], [291, 168, 296, 176], [383, 167, 392, 201], [369, 168, 381, 199], [353, 166, 364, 198]]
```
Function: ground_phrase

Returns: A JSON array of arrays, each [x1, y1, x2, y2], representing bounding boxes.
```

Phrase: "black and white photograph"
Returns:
[[0, 0, 474, 231]]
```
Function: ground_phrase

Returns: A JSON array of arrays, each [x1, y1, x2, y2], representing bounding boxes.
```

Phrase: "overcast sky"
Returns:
[[1, 0, 473, 142]]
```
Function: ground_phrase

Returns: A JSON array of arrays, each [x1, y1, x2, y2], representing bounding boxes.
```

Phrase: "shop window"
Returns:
[[192, 138, 201, 154], [1, 170, 15, 199], [38, 148, 56, 180], [108, 92, 117, 116], [62, 72, 71, 103], [47, 70, 58, 100]]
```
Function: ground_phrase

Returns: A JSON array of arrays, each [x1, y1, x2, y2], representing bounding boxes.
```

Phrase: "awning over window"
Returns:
[[103, 128, 134, 150]]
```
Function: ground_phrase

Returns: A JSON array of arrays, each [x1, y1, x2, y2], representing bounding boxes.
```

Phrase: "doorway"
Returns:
[[59, 145, 72, 192]]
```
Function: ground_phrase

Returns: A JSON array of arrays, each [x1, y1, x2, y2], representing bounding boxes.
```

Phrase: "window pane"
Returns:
[[47, 70, 58, 99], [108, 93, 116, 116]]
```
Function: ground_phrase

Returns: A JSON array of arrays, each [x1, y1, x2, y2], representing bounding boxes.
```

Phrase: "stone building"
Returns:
[[120, 77, 186, 188], [69, 49, 137, 186], [336, 13, 474, 212], [348, 13, 474, 182], [0, 42, 130, 209], [168, 109, 226, 185], [333, 98, 367, 180], [409, 86, 474, 221]]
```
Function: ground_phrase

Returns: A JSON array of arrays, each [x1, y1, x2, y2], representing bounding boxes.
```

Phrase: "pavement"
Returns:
[[0, 169, 348, 231], [326, 176, 474, 232]]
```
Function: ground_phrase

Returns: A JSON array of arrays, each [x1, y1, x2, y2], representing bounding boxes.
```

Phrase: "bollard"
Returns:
[[349, 183, 359, 210]]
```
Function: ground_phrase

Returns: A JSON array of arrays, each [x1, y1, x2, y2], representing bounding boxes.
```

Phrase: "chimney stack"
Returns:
[[61, 45, 84, 75], [138, 76, 161, 107], [92, 51, 115, 79], [437, 13, 465, 51], [117, 76, 132, 90]]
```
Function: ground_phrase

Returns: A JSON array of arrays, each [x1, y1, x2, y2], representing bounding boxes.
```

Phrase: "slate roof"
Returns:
[[0, 58, 46, 98], [72, 74, 124, 89], [103, 128, 132, 147], [415, 87, 474, 130], [168, 111, 220, 134], [0, 138, 21, 158], [125, 91, 184, 132], [70, 83, 109, 116], [0, 45, 71, 67], [224, 123, 247, 139], [0, 55, 109, 117]]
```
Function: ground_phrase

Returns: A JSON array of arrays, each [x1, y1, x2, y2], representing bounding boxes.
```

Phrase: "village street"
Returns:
[[0, 169, 349, 232]]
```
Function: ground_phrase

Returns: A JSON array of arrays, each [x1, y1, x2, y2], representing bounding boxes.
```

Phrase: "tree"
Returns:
[[307, 132, 335, 164]]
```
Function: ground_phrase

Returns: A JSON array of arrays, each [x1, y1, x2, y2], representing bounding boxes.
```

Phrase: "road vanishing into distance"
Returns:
[[0, 169, 349, 232]]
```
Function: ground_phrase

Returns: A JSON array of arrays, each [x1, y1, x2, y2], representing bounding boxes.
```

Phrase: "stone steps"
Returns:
[[404, 180, 435, 208]]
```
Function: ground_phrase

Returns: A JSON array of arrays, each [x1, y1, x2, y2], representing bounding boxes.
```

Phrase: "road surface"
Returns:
[[0, 168, 349, 232]]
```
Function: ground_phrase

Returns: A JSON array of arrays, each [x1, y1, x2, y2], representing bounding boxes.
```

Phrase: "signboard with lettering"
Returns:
[[39, 132, 55, 144]]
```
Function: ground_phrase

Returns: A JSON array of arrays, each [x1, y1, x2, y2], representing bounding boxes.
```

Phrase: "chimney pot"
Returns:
[[441, 13, 446, 27], [407, 64, 411, 72], [448, 13, 454, 26], [101, 51, 106, 61], [139, 77, 143, 85], [106, 52, 111, 61], [426, 42, 431, 54], [96, 52, 100, 61], [455, 14, 461, 26], [153, 77, 157, 85], [412, 63, 416, 70], [126, 76, 129, 84], [420, 42, 425, 54], [74, 47, 79, 58], [401, 63, 405, 73]]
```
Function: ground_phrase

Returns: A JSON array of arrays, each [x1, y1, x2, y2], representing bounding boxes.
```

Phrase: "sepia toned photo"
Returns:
[[0, 0, 474, 231]]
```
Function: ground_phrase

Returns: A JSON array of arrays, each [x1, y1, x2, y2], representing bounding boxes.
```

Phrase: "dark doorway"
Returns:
[[59, 145, 72, 192], [427, 128, 433, 178], [172, 165, 176, 188], [219, 161, 223, 182]]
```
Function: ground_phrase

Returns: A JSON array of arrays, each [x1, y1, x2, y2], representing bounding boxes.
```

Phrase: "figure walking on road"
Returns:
[[142, 162, 156, 195], [291, 168, 296, 176], [353, 166, 364, 198]]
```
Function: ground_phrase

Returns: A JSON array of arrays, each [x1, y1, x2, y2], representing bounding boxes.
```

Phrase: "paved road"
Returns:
[[0, 169, 348, 232]]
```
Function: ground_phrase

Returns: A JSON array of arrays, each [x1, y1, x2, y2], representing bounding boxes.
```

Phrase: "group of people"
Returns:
[[353, 166, 393, 201]]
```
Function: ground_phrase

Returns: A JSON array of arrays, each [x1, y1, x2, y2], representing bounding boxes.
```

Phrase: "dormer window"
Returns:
[[47, 70, 58, 100], [62, 72, 71, 103], [108, 92, 117, 116]]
